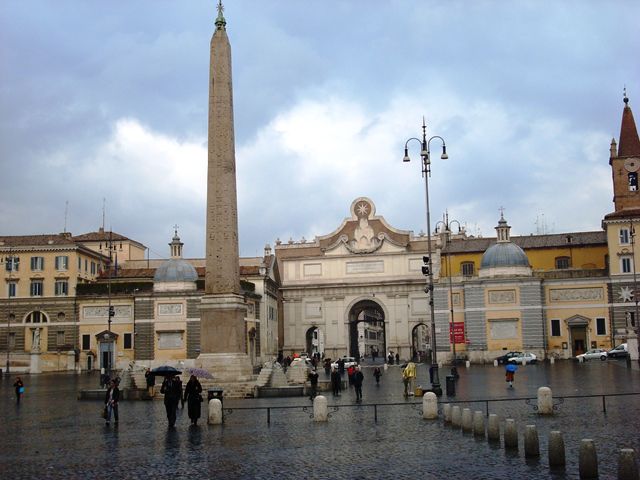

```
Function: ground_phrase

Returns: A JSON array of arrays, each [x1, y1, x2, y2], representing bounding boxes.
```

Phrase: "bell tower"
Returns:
[[610, 92, 640, 212]]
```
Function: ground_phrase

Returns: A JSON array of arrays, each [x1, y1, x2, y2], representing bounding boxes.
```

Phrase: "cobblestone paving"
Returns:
[[1, 360, 639, 479]]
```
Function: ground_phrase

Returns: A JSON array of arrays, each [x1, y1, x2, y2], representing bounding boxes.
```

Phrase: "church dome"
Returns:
[[480, 242, 529, 269], [154, 259, 198, 283]]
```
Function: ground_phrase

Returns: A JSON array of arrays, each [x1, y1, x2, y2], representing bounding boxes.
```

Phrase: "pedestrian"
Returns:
[[403, 361, 417, 397], [308, 368, 319, 400], [145, 368, 155, 398], [338, 358, 345, 376], [353, 366, 364, 402], [160, 375, 182, 428], [347, 364, 355, 386], [13, 377, 24, 404], [330, 367, 341, 396], [323, 358, 331, 376], [505, 363, 517, 388], [373, 367, 382, 385], [104, 379, 119, 426], [183, 375, 203, 425], [395, 353, 400, 364], [388, 352, 394, 365]]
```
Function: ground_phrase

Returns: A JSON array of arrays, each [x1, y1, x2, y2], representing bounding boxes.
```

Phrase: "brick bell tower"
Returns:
[[610, 91, 640, 212]]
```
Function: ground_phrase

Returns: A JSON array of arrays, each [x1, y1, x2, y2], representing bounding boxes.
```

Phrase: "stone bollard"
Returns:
[[524, 425, 540, 458], [451, 406, 462, 428], [579, 439, 598, 479], [465, 360, 471, 368], [422, 392, 438, 420], [313, 395, 328, 422], [443, 403, 451, 423], [537, 386, 554, 415], [548, 431, 566, 468], [487, 414, 500, 442], [473, 410, 485, 438], [461, 408, 473, 432], [504, 419, 518, 450], [208, 398, 223, 425], [550, 357, 555, 365], [618, 448, 639, 480], [493, 359, 498, 367]]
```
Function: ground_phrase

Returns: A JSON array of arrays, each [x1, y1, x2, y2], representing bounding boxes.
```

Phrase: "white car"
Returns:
[[575, 349, 608, 362], [508, 352, 538, 365], [330, 356, 358, 370], [608, 343, 629, 359]]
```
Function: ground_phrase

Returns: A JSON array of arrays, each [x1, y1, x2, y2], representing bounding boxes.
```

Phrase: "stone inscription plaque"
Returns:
[[346, 261, 384, 274], [84, 306, 132, 319], [549, 288, 603, 302], [488, 290, 516, 304], [158, 303, 183, 316]]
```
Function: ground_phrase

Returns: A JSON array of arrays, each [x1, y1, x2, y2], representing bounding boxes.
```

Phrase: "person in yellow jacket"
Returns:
[[402, 361, 417, 397]]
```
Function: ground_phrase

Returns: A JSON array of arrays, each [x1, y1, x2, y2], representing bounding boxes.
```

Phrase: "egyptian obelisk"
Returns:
[[196, 1, 253, 380]]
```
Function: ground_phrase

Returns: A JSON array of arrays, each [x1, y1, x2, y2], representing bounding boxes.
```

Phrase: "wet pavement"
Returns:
[[1, 360, 639, 479]]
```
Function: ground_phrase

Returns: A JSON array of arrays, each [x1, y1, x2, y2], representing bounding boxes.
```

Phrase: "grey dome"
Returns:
[[480, 242, 529, 269], [154, 259, 198, 283]]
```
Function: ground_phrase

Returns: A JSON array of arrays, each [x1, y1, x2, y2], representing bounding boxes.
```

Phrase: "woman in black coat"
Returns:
[[104, 379, 120, 426], [183, 375, 203, 425]]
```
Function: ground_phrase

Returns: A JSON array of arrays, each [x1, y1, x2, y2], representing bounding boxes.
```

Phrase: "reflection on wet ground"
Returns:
[[1, 361, 638, 479]]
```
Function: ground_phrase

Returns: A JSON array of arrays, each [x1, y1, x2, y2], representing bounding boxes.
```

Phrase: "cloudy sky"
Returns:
[[1, 1, 639, 259]]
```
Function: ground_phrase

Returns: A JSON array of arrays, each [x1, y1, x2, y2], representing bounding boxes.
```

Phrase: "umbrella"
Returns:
[[186, 367, 214, 379], [150, 365, 182, 377], [505, 363, 518, 373]]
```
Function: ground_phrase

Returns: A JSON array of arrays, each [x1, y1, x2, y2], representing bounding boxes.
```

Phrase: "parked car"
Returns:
[[507, 352, 538, 365], [608, 343, 629, 359], [496, 351, 522, 365], [575, 348, 608, 362], [330, 356, 358, 370]]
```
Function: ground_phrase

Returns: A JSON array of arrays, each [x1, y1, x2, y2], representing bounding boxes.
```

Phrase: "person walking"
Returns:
[[183, 375, 203, 425], [402, 361, 417, 397], [373, 367, 382, 385], [505, 363, 517, 388], [347, 364, 355, 386], [145, 368, 155, 398], [13, 377, 24, 404], [104, 379, 120, 426], [353, 366, 364, 402], [308, 368, 319, 400], [160, 375, 182, 428], [330, 367, 341, 396]]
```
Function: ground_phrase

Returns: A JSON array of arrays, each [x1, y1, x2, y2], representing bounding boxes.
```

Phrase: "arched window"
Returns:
[[629, 172, 638, 191], [25, 311, 48, 323]]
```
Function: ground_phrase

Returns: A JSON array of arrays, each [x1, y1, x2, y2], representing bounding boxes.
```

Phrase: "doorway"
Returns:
[[305, 327, 323, 357], [566, 315, 590, 356], [348, 300, 385, 363], [411, 323, 431, 363]]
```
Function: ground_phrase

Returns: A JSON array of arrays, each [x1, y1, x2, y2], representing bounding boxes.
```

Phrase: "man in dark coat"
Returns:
[[353, 366, 364, 402], [308, 368, 319, 400], [330, 367, 341, 396], [160, 375, 182, 427], [104, 379, 120, 426]]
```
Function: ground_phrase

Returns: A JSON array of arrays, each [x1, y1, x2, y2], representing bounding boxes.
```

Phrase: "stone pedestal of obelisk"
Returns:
[[196, 3, 253, 382]]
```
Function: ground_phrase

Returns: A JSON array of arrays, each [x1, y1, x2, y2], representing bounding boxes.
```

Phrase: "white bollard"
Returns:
[[548, 431, 566, 468], [443, 403, 451, 423], [537, 386, 554, 415], [465, 360, 471, 368], [208, 398, 223, 425], [524, 425, 540, 458], [461, 408, 473, 432], [493, 359, 498, 367], [451, 406, 462, 428], [313, 395, 328, 422], [487, 414, 500, 442], [504, 419, 518, 450], [579, 439, 598, 479], [550, 357, 555, 365], [422, 392, 438, 420], [473, 411, 485, 437], [618, 448, 639, 480]]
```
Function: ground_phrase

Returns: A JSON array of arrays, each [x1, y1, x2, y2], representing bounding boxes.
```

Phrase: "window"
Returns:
[[90, 262, 96, 275], [555, 256, 571, 269], [56, 331, 65, 346], [596, 318, 606, 335], [5, 256, 19, 272], [621, 256, 633, 273], [25, 311, 47, 323], [461, 262, 475, 276], [628, 312, 637, 328], [82, 334, 90, 350], [55, 255, 69, 270], [620, 228, 630, 244], [7, 282, 17, 298], [550, 319, 561, 337], [124, 333, 133, 349], [629, 172, 638, 191], [30, 256, 44, 271], [54, 280, 68, 296], [78, 257, 82, 270], [30, 280, 43, 297], [85, 259, 88, 272]]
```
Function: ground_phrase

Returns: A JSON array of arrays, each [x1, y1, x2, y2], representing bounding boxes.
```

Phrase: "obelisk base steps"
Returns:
[[196, 353, 254, 382]]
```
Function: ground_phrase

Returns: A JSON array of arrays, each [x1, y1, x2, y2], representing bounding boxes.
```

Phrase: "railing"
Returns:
[[222, 392, 640, 425]]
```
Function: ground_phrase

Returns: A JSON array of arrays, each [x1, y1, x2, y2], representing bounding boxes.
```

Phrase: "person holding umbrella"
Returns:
[[505, 362, 518, 388], [158, 370, 182, 428], [183, 375, 203, 425]]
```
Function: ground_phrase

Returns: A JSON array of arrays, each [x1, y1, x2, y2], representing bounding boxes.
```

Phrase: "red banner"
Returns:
[[449, 322, 465, 344]]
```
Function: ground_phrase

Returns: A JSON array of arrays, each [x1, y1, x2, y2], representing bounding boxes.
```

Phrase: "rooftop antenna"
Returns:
[[64, 200, 69, 233]]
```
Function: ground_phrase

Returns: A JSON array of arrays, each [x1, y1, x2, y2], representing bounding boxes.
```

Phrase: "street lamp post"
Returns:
[[99, 232, 121, 375], [403, 118, 448, 396], [435, 212, 461, 364]]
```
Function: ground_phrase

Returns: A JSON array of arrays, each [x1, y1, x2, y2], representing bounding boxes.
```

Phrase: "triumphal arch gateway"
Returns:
[[275, 197, 433, 361]]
